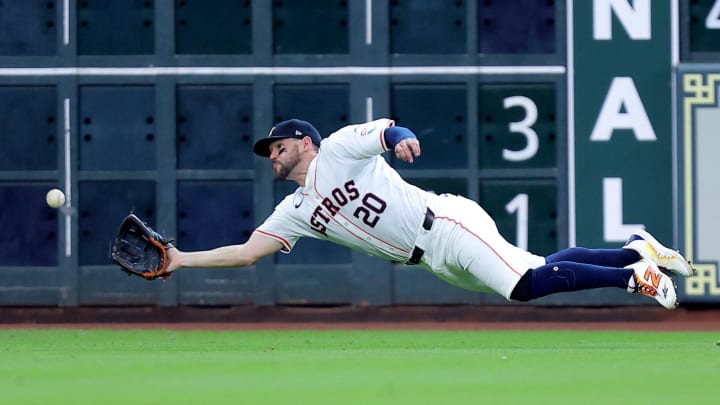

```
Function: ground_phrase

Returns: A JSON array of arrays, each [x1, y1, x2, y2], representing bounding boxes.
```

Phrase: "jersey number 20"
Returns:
[[353, 193, 387, 228]]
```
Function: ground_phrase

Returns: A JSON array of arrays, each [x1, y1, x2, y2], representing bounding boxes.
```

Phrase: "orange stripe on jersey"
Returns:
[[378, 120, 395, 152], [254, 229, 292, 251], [434, 215, 524, 277], [379, 129, 388, 152]]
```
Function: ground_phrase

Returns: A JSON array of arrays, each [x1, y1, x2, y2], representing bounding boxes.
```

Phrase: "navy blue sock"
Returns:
[[528, 261, 634, 300], [546, 247, 640, 268]]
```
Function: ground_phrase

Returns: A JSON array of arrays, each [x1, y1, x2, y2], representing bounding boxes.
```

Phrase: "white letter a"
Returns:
[[590, 77, 656, 142]]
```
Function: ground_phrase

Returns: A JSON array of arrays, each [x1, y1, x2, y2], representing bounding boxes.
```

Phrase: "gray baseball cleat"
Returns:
[[625, 259, 678, 310], [623, 229, 694, 277]]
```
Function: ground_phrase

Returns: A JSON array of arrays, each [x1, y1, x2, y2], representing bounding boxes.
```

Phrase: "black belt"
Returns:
[[406, 208, 435, 265]]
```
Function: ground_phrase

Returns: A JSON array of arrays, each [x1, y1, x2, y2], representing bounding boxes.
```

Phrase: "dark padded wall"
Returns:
[[272, 0, 349, 54], [1, 0, 584, 307], [176, 85, 254, 170], [273, 84, 351, 136], [0, 1, 57, 56], [390, 84, 467, 169], [77, 0, 154, 55], [175, 0, 252, 55], [478, 0, 556, 54], [390, 0, 466, 54], [79, 86, 156, 171], [177, 181, 255, 250], [0, 184, 58, 266], [0, 86, 57, 170]]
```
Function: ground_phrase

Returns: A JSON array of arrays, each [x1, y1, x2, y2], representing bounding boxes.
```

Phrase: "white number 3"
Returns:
[[502, 96, 539, 162]]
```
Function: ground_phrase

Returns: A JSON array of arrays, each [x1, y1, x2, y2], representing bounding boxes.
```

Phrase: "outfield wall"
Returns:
[[0, 1, 718, 308]]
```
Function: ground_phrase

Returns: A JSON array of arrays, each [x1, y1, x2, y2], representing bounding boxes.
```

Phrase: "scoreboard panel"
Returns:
[[683, 0, 720, 60], [479, 179, 558, 256], [390, 83, 469, 170], [478, 83, 557, 171]]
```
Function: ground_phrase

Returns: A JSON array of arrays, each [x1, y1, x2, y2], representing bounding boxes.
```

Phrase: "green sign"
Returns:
[[574, 0, 673, 247]]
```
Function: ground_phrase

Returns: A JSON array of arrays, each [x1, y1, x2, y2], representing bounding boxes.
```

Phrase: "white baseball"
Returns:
[[46, 188, 66, 209]]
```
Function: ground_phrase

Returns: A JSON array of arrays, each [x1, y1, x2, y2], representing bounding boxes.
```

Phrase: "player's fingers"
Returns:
[[404, 149, 414, 163], [408, 140, 421, 157], [404, 149, 415, 163], [403, 140, 420, 162], [395, 145, 411, 163]]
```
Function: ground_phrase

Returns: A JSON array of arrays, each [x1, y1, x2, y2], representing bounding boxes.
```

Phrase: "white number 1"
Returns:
[[505, 193, 529, 250]]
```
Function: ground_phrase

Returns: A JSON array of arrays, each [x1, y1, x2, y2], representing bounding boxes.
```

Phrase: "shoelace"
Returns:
[[633, 277, 658, 297]]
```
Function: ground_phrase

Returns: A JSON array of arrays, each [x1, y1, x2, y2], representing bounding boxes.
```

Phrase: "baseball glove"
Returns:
[[111, 214, 174, 280]]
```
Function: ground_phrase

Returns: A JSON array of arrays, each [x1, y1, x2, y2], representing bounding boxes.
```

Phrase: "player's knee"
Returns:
[[510, 270, 534, 302]]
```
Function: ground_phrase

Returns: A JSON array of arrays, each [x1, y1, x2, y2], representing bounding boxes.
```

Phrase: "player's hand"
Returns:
[[394, 138, 421, 163], [165, 246, 181, 274]]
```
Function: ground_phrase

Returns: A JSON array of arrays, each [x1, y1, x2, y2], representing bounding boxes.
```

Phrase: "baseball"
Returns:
[[46, 188, 66, 209]]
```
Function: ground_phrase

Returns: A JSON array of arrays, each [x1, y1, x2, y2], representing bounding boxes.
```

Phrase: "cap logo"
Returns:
[[253, 119, 321, 157]]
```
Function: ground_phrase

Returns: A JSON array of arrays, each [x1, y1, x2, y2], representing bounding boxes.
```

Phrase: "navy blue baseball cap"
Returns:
[[253, 119, 322, 157]]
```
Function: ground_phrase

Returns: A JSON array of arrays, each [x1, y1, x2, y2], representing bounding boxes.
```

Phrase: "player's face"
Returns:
[[269, 139, 302, 180]]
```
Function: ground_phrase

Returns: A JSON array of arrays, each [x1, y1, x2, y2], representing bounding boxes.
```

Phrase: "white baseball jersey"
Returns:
[[255, 118, 545, 298]]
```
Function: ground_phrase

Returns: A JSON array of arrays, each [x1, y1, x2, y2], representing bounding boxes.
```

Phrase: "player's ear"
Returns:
[[302, 136, 314, 150]]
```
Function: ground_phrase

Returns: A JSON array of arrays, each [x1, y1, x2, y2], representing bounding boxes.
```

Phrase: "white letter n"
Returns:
[[594, 0, 651, 40]]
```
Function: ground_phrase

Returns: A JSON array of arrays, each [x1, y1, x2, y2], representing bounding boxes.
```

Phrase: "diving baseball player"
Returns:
[[166, 118, 694, 310]]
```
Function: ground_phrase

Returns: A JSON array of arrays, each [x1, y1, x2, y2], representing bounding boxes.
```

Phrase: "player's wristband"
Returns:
[[384, 126, 417, 149]]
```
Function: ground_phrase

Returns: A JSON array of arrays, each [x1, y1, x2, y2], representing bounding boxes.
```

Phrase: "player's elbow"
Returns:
[[233, 246, 266, 267], [241, 255, 260, 266], [207, 245, 255, 268]]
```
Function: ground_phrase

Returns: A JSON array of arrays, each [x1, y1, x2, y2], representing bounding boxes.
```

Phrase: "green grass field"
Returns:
[[0, 328, 717, 404]]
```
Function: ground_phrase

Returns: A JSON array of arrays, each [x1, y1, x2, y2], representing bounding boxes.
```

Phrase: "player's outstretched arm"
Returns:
[[166, 232, 284, 273]]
